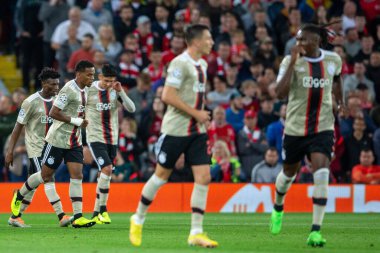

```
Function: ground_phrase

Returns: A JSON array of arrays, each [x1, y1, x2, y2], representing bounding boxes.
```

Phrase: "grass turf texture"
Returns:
[[0, 213, 378, 253]]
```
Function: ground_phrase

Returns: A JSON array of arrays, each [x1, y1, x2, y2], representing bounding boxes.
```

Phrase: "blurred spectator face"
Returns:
[[171, 36, 185, 53], [138, 21, 151, 35], [254, 11, 266, 26], [284, 0, 297, 9], [232, 96, 243, 109], [120, 51, 135, 64], [155, 6, 169, 22], [81, 36, 93, 50], [333, 46, 346, 59], [346, 29, 358, 42], [153, 97, 165, 113], [226, 65, 238, 81], [332, 34, 344, 46], [213, 141, 229, 159], [255, 26, 268, 41], [67, 24, 78, 39], [361, 36, 374, 52], [260, 37, 273, 53], [250, 63, 264, 77], [137, 75, 151, 91], [220, 0, 231, 9], [355, 16, 366, 30], [225, 14, 238, 32], [244, 111, 257, 129], [317, 6, 327, 20], [190, 8, 200, 24], [199, 16, 211, 28], [150, 51, 162, 65], [212, 106, 226, 125], [124, 35, 138, 51], [242, 81, 260, 97], [264, 68, 276, 83], [360, 150, 374, 167], [353, 117, 366, 132], [260, 99, 274, 114], [91, 0, 104, 11], [12, 89, 27, 108], [120, 118, 131, 135], [217, 43, 231, 60], [93, 51, 105, 65], [172, 19, 185, 33], [99, 25, 114, 41], [265, 149, 279, 166], [232, 32, 245, 45], [0, 95, 13, 115], [208, 0, 220, 8], [354, 62, 366, 76], [69, 7, 81, 25], [343, 1, 357, 17], [289, 9, 301, 26], [213, 76, 227, 92], [120, 6, 133, 21], [370, 52, 380, 67], [347, 96, 361, 116]]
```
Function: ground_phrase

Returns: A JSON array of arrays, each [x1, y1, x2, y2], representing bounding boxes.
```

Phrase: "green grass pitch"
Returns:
[[0, 213, 379, 253]]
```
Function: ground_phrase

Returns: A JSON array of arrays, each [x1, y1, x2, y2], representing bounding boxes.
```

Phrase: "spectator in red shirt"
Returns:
[[352, 148, 380, 184], [119, 49, 139, 89], [143, 47, 164, 84], [161, 33, 186, 67], [208, 41, 231, 78], [208, 106, 237, 157], [123, 33, 143, 67], [66, 33, 95, 74], [133, 15, 154, 67]]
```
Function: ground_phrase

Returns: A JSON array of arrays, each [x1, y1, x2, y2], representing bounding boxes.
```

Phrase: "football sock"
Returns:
[[12, 189, 36, 218], [190, 183, 209, 236], [69, 178, 83, 220], [274, 170, 296, 208], [44, 182, 65, 219], [135, 174, 167, 224], [311, 168, 329, 231], [93, 183, 100, 218], [98, 172, 111, 213], [19, 171, 44, 197]]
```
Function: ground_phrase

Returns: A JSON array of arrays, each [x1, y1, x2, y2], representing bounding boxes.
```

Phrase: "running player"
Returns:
[[86, 64, 135, 224], [5, 68, 71, 227], [129, 24, 218, 248], [270, 23, 345, 247], [10, 60, 96, 228]]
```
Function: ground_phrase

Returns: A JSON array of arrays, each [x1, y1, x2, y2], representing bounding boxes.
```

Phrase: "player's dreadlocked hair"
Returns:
[[38, 67, 60, 82], [301, 20, 341, 49]]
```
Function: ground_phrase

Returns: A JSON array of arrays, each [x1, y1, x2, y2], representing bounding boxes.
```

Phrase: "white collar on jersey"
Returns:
[[37, 90, 54, 102], [93, 81, 105, 91], [302, 49, 325, 63], [184, 50, 201, 66]]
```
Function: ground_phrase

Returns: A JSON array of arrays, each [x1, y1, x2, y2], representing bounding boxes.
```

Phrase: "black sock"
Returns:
[[100, 206, 107, 213], [311, 224, 321, 232], [57, 213, 65, 221], [93, 211, 99, 218], [17, 190, 24, 201], [274, 204, 284, 212], [73, 213, 82, 220]]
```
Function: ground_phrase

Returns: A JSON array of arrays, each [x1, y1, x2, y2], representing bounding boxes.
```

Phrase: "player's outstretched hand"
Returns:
[[81, 119, 89, 128], [194, 110, 211, 124], [4, 152, 13, 170], [112, 81, 122, 92]]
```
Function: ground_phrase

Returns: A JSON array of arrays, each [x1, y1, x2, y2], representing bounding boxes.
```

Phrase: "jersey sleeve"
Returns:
[[334, 54, 342, 76], [17, 100, 32, 125], [276, 56, 291, 83], [165, 59, 186, 89], [54, 89, 70, 110]]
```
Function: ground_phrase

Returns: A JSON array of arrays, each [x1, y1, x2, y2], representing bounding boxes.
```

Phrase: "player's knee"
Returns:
[[101, 166, 112, 176], [194, 172, 211, 185]]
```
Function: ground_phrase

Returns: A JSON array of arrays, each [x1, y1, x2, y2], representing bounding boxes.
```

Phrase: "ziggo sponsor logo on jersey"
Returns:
[[41, 116, 53, 124], [96, 102, 113, 111], [302, 77, 332, 88]]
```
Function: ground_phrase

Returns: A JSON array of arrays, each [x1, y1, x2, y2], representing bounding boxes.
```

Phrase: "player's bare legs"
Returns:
[[307, 152, 330, 247], [93, 165, 112, 224], [188, 165, 218, 248], [270, 162, 300, 235], [130, 164, 171, 246]]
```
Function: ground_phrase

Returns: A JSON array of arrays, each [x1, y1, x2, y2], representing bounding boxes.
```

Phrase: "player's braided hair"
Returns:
[[301, 20, 341, 49], [38, 67, 60, 82]]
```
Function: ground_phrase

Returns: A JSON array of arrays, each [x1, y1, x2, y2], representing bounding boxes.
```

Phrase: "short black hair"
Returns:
[[75, 60, 94, 72], [361, 147, 373, 153], [185, 24, 209, 45], [38, 67, 60, 82], [83, 33, 94, 40], [266, 147, 278, 154], [101, 64, 118, 77]]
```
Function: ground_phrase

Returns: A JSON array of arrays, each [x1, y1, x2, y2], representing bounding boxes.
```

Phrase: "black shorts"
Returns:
[[29, 157, 43, 175], [282, 130, 334, 165], [88, 142, 117, 170], [155, 133, 211, 169], [41, 142, 83, 170]]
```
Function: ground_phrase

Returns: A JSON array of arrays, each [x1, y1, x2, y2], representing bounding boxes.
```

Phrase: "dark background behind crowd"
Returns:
[[0, 0, 380, 184]]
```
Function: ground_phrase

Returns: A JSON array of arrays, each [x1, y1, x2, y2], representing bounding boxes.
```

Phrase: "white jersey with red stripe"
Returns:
[[45, 80, 87, 149], [17, 92, 54, 158], [277, 49, 342, 136], [85, 81, 120, 145], [161, 51, 208, 136]]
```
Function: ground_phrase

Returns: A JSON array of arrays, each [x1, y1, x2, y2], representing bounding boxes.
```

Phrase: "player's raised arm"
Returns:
[[113, 81, 136, 112], [276, 45, 304, 99]]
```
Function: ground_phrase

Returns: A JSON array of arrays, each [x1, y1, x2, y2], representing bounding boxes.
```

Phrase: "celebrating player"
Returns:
[[270, 23, 345, 247], [10, 60, 96, 228], [5, 68, 71, 227], [86, 64, 135, 224], [129, 24, 218, 248]]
